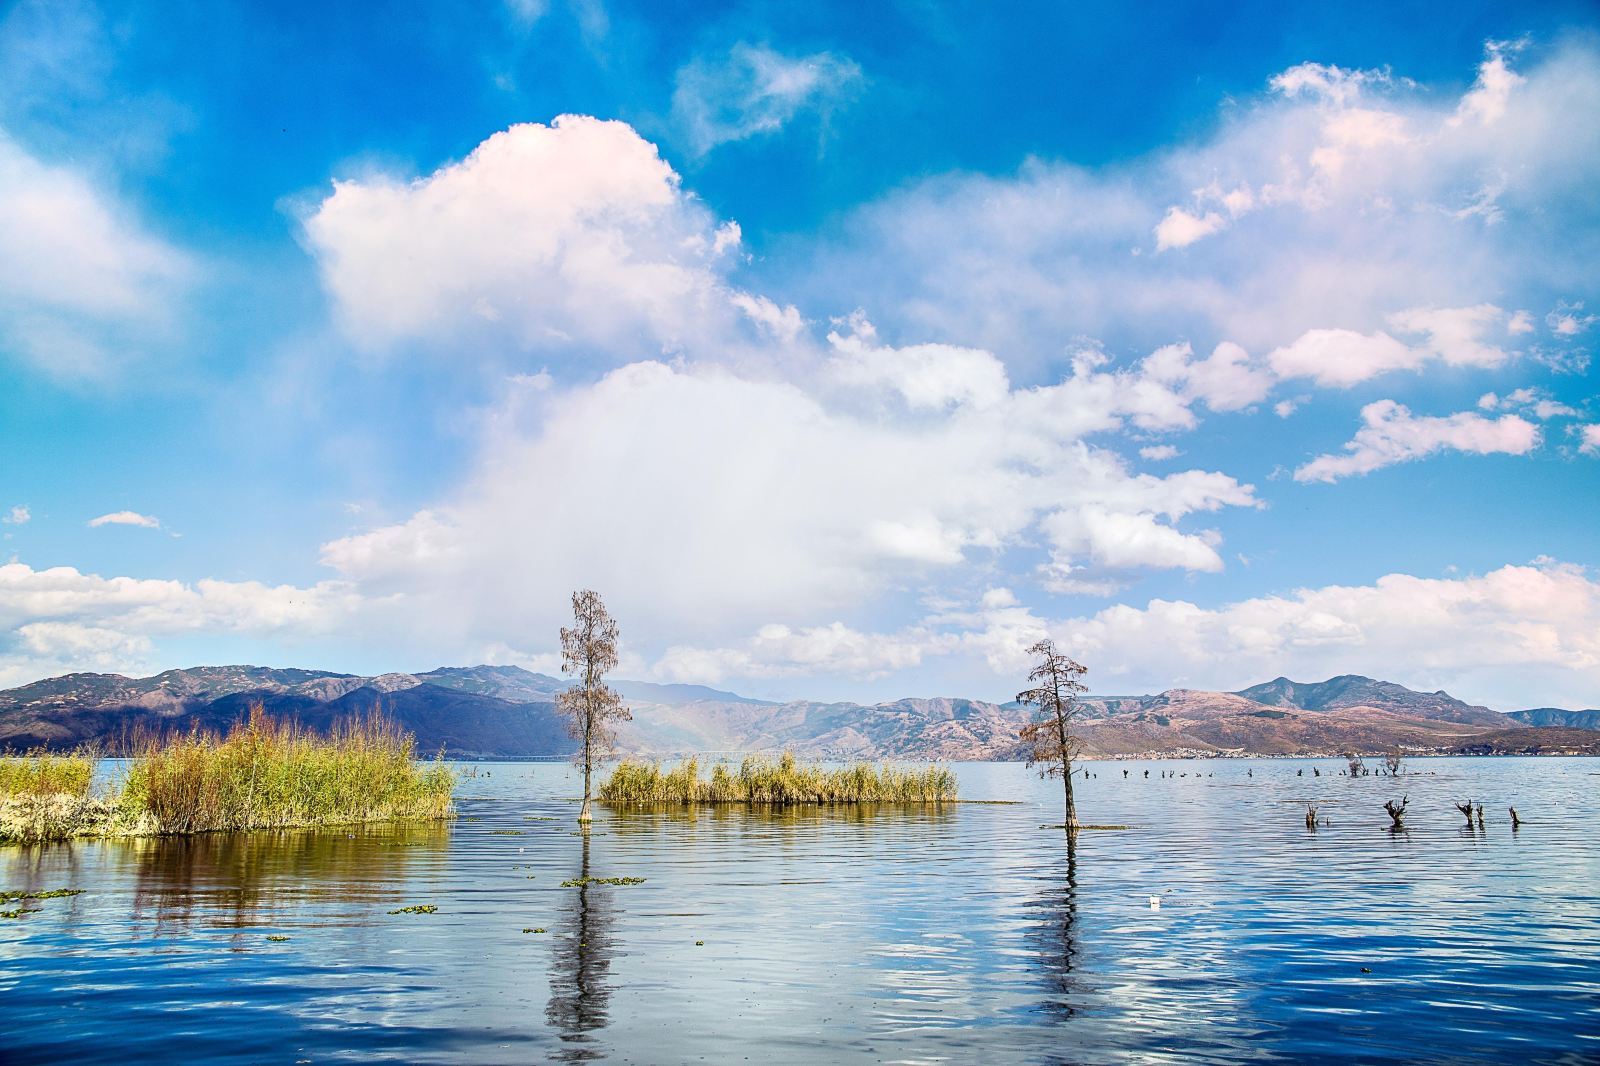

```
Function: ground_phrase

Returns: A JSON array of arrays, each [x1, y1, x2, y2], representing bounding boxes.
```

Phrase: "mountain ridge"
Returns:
[[1, 664, 1594, 758]]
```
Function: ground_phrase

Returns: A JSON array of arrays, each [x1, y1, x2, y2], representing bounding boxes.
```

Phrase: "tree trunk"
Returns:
[[579, 722, 593, 823], [1058, 702, 1078, 830]]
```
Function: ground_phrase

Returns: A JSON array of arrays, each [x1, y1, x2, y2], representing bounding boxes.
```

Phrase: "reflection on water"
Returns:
[[2, 757, 1600, 1064], [1030, 835, 1083, 1019], [546, 830, 618, 1062], [125, 821, 450, 935]]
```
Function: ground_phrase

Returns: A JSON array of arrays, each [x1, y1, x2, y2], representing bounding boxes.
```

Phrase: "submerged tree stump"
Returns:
[[1509, 806, 1522, 829], [1305, 804, 1318, 829], [1383, 796, 1408, 830], [1454, 801, 1475, 827]]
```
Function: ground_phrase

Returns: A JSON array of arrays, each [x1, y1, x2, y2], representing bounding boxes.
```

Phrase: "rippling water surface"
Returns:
[[3, 757, 1599, 1063]]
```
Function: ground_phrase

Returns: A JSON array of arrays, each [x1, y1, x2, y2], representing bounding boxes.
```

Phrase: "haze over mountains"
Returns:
[[2, 665, 1595, 759]]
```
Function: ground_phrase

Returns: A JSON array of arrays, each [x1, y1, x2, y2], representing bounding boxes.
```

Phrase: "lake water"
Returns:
[[3, 757, 1598, 1063]]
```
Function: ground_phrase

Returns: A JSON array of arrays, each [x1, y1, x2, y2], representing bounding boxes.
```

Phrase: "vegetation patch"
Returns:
[[560, 876, 646, 887], [1, 907, 41, 919], [0, 888, 85, 902], [1, 709, 454, 844], [0, 751, 95, 798], [600, 753, 958, 806], [265, 935, 290, 942], [522, 927, 546, 933], [389, 904, 438, 915]]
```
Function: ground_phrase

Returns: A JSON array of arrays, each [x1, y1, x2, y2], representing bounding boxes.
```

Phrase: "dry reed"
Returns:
[[600, 752, 958, 805]]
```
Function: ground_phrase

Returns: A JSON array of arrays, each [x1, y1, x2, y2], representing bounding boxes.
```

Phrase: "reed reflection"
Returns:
[[125, 820, 449, 935], [546, 828, 618, 1063]]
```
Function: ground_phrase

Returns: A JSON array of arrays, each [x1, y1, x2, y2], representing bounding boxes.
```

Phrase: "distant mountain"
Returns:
[[2, 665, 1595, 758], [1232, 675, 1510, 726], [1505, 707, 1600, 730]]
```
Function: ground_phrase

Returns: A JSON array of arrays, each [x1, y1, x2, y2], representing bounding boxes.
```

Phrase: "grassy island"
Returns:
[[599, 753, 958, 805], [0, 709, 454, 844]]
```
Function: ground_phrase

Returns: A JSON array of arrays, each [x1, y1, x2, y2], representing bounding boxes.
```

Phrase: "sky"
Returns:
[[1, 0, 1598, 710]]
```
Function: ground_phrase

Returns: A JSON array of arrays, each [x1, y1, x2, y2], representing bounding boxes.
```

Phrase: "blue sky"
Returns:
[[1, 0, 1597, 709]]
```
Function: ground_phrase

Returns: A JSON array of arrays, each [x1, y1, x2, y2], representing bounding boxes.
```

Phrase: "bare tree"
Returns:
[[558, 589, 632, 823], [1384, 747, 1405, 776], [1454, 800, 1475, 827], [1383, 796, 1408, 830], [1017, 639, 1089, 830], [1346, 753, 1365, 777]]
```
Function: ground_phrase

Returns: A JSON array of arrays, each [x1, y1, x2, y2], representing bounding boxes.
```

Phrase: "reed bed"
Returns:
[[0, 750, 96, 798], [120, 709, 454, 834], [0, 708, 454, 844], [600, 752, 959, 805]]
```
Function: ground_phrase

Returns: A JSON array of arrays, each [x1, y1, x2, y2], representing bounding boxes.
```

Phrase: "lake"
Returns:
[[3, 757, 1598, 1063]]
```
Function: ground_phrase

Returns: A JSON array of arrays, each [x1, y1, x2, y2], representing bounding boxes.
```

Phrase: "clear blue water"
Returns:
[[3, 757, 1598, 1063]]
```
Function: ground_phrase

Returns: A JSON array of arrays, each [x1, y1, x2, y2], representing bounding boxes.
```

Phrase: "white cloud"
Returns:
[[826, 313, 1009, 410], [300, 117, 760, 361], [671, 42, 862, 155], [1449, 41, 1526, 127], [0, 561, 364, 685], [86, 510, 160, 529], [318, 356, 1257, 654], [1547, 300, 1595, 337], [1479, 387, 1577, 419], [1139, 445, 1180, 461], [1387, 304, 1510, 368], [1574, 424, 1600, 456], [2, 504, 27, 525], [794, 39, 1599, 386], [1154, 206, 1225, 250], [656, 621, 943, 684], [1295, 400, 1540, 483], [0, 131, 189, 377], [644, 561, 1600, 710], [1267, 327, 1417, 386]]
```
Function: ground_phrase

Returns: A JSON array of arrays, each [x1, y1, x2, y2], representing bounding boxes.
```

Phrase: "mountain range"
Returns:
[[1, 664, 1596, 759]]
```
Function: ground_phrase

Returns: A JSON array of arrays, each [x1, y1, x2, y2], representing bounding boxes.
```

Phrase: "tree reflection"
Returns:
[[1032, 835, 1084, 1018], [546, 828, 618, 1062]]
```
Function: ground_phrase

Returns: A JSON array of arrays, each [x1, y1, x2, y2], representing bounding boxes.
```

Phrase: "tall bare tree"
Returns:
[[1017, 638, 1089, 830], [558, 589, 631, 823]]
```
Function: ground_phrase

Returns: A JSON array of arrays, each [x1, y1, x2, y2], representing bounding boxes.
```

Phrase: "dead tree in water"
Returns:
[[1017, 638, 1089, 831], [1454, 801, 1475, 827], [1347, 754, 1365, 777], [1384, 747, 1405, 776], [1509, 807, 1522, 829], [1305, 804, 1319, 829], [1383, 796, 1409, 830], [1475, 803, 1485, 829]]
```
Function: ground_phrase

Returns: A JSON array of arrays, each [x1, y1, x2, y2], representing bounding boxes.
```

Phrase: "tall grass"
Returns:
[[0, 708, 454, 844], [600, 752, 958, 805], [0, 750, 96, 798], [120, 708, 455, 833]]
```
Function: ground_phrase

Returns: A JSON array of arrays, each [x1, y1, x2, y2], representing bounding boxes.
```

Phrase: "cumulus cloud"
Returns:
[[645, 561, 1600, 710], [318, 354, 1257, 655], [1574, 424, 1600, 456], [1295, 400, 1540, 483], [2, 504, 27, 525], [671, 42, 861, 156], [86, 510, 160, 529], [300, 117, 775, 362], [0, 131, 189, 377], [791, 39, 1600, 385], [0, 561, 363, 685]]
